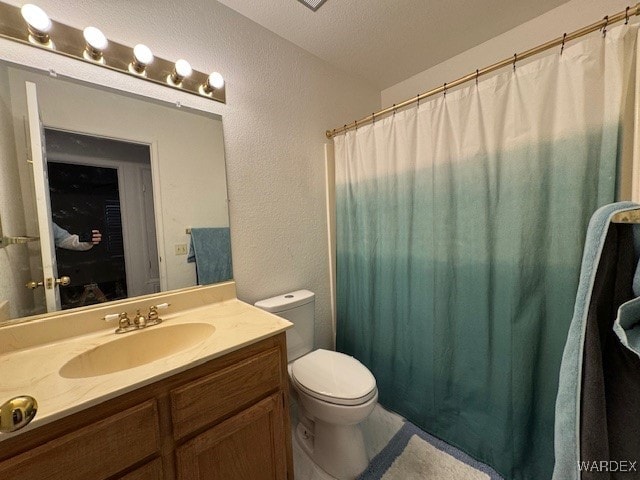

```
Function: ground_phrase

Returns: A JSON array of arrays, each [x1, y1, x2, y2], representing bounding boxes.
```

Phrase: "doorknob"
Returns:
[[25, 280, 44, 289], [26, 276, 71, 289], [0, 396, 37, 433], [46, 276, 71, 288], [55, 276, 71, 286]]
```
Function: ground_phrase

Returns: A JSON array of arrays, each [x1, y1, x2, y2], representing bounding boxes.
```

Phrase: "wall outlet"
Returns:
[[175, 244, 188, 255]]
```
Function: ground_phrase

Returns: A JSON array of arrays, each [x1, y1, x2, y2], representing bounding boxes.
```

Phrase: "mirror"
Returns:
[[0, 59, 231, 322]]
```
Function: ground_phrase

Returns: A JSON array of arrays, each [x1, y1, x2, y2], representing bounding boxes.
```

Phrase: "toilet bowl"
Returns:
[[289, 349, 378, 479], [255, 291, 378, 480]]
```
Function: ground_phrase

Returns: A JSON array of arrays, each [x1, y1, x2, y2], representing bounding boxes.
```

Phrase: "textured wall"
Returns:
[[382, 0, 632, 105], [0, 0, 380, 348]]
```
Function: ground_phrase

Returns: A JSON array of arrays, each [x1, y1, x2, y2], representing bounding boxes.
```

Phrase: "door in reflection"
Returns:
[[44, 129, 160, 309]]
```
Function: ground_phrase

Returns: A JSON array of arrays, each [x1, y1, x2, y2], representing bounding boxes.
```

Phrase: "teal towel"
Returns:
[[553, 201, 638, 480], [187, 227, 232, 285]]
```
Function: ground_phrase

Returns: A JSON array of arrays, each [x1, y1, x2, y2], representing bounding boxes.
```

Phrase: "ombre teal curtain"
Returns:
[[335, 26, 639, 480]]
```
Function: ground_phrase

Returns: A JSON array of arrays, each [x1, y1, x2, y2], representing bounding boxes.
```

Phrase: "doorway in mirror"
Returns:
[[45, 129, 160, 309]]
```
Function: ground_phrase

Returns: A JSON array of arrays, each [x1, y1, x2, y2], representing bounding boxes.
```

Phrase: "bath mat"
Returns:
[[358, 422, 503, 480]]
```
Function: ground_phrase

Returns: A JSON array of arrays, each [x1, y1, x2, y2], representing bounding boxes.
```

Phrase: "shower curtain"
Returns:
[[334, 25, 639, 480]]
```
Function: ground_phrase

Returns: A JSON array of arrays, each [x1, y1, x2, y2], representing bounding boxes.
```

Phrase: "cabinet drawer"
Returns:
[[171, 347, 282, 439], [0, 400, 160, 480]]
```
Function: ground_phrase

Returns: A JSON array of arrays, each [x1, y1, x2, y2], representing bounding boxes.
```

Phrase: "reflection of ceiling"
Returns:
[[45, 129, 150, 164], [218, 0, 570, 89]]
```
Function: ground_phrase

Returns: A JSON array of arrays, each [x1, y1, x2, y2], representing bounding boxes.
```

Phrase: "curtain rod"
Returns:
[[326, 3, 640, 139]]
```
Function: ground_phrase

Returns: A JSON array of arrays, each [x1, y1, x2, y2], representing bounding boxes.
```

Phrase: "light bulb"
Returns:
[[175, 59, 192, 78], [129, 44, 153, 75], [168, 59, 192, 86], [133, 44, 153, 65], [83, 26, 108, 62], [200, 72, 224, 95], [208, 72, 224, 89], [21, 4, 52, 45]]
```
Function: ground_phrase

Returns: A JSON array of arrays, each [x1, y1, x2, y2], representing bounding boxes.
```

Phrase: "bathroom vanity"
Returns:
[[0, 282, 294, 480]]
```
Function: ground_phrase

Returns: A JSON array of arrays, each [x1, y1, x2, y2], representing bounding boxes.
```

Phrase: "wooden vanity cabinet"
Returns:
[[176, 394, 287, 480], [0, 334, 293, 480]]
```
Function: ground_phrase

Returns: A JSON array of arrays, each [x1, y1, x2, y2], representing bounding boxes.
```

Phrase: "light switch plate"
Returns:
[[175, 244, 188, 255]]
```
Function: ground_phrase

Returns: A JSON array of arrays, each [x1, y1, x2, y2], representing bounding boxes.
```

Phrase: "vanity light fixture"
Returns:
[[20, 4, 52, 46], [168, 59, 192, 86], [200, 71, 224, 96], [129, 43, 153, 75], [0, 1, 225, 103], [82, 26, 108, 63]]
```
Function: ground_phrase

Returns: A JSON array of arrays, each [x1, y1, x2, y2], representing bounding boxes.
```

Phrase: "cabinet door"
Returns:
[[176, 394, 287, 480], [117, 458, 163, 480]]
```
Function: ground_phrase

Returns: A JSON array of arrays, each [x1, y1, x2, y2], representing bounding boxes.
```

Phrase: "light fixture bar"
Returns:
[[0, 1, 225, 104]]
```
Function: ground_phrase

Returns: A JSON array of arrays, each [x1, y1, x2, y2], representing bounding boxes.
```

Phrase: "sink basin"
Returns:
[[59, 323, 215, 378]]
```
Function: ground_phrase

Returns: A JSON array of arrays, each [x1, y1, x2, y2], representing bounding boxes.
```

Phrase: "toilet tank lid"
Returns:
[[254, 290, 315, 313]]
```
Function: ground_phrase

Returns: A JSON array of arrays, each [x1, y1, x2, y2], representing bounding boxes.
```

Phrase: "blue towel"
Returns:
[[553, 201, 639, 480], [187, 227, 232, 285]]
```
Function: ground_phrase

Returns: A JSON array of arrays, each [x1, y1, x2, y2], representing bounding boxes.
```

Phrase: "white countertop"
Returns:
[[0, 283, 292, 441]]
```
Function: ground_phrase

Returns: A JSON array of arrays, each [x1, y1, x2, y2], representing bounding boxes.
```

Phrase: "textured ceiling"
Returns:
[[218, 0, 570, 89]]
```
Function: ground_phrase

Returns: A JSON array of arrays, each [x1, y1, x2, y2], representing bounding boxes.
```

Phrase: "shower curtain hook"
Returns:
[[354, 120, 358, 131], [416, 94, 420, 108], [443, 83, 447, 98], [393, 104, 397, 116], [513, 53, 517, 71], [560, 33, 567, 56], [475, 69, 479, 86], [602, 16, 608, 37], [371, 112, 375, 124], [625, 6, 630, 25]]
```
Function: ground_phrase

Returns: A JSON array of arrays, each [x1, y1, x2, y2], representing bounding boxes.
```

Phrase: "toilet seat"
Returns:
[[290, 349, 377, 406]]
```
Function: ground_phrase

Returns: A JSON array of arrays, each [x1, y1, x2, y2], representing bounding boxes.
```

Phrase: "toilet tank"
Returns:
[[255, 290, 315, 361]]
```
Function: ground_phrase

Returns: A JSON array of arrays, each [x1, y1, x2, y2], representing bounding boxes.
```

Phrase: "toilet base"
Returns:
[[295, 417, 369, 480]]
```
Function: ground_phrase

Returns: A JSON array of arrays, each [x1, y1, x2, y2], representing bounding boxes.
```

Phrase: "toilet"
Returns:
[[255, 290, 378, 480]]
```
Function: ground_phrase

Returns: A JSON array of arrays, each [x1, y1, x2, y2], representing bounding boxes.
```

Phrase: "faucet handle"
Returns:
[[104, 312, 136, 334], [103, 313, 120, 322], [147, 303, 170, 326]]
